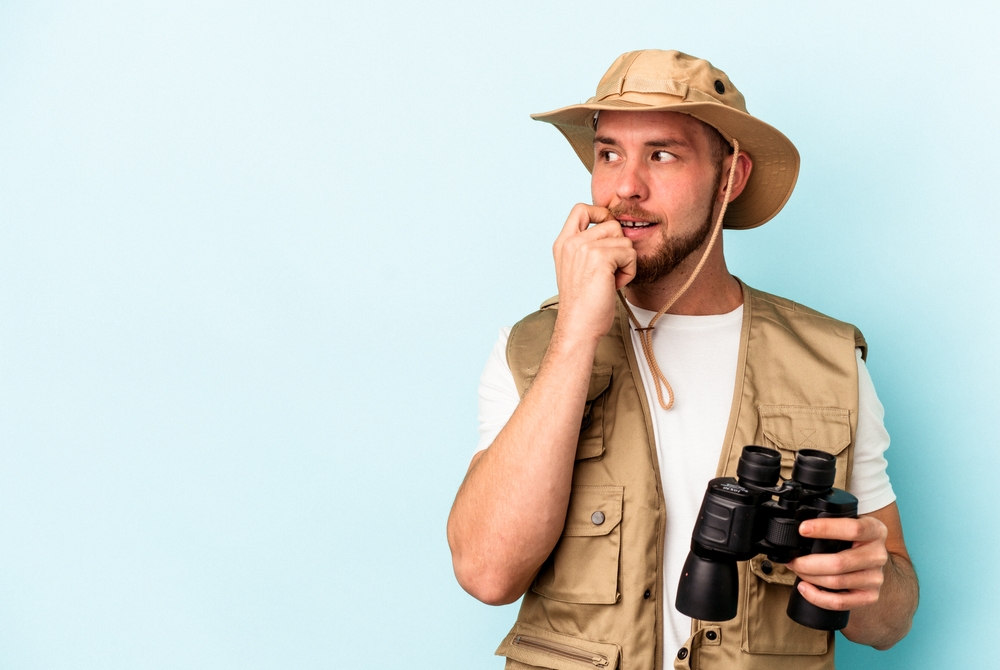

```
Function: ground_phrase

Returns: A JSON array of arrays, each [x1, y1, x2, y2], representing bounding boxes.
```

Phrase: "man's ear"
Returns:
[[719, 152, 753, 202]]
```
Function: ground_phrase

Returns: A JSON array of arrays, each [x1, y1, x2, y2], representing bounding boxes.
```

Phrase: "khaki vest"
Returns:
[[494, 282, 866, 670]]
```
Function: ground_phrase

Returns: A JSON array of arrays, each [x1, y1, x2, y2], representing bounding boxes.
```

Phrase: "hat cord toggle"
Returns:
[[617, 139, 740, 410]]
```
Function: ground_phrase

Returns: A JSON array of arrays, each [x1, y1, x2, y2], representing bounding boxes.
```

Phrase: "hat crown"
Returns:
[[591, 50, 748, 114]]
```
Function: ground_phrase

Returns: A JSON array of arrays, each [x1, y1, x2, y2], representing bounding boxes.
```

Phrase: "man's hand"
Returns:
[[787, 503, 918, 649], [787, 516, 888, 610], [551, 204, 636, 345]]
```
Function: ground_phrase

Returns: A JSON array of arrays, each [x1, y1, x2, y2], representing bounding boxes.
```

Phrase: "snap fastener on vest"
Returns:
[[677, 647, 689, 660], [761, 560, 773, 575], [643, 589, 651, 599], [706, 630, 718, 641], [591, 511, 605, 525]]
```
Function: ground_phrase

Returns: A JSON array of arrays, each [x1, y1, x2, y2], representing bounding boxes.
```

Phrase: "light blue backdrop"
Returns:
[[1, 1, 997, 668]]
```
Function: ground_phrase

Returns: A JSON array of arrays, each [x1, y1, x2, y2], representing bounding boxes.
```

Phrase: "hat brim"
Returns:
[[531, 100, 799, 230]]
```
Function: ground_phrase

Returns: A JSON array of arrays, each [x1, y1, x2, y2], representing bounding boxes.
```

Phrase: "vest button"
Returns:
[[677, 648, 689, 660], [643, 589, 651, 599], [591, 511, 605, 525], [761, 560, 773, 575], [706, 630, 718, 641]]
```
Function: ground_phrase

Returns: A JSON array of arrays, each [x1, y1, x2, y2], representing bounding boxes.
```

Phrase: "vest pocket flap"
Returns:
[[758, 405, 851, 457], [749, 555, 797, 586], [562, 486, 623, 537], [496, 622, 620, 670]]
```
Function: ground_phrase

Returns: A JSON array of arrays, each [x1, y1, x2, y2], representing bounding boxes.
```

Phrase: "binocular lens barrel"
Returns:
[[736, 446, 781, 487], [675, 552, 739, 622], [791, 449, 837, 489]]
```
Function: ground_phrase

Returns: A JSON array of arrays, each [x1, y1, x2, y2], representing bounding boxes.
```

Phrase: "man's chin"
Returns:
[[632, 246, 701, 287], [631, 267, 678, 287]]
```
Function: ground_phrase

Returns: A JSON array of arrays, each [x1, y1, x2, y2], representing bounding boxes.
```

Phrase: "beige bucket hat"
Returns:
[[531, 50, 800, 230]]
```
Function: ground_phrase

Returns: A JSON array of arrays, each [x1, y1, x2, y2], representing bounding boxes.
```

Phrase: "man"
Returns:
[[447, 50, 918, 670]]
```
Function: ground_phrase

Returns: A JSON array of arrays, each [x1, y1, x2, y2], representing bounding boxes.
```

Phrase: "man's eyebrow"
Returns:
[[645, 138, 688, 149], [593, 135, 689, 149]]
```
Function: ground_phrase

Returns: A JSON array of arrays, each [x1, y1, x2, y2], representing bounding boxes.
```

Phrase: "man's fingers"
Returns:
[[564, 236, 635, 271], [799, 516, 887, 543], [789, 542, 888, 579], [791, 563, 885, 592], [558, 203, 616, 238], [554, 211, 623, 272], [556, 224, 630, 274], [795, 579, 880, 611], [614, 249, 637, 289]]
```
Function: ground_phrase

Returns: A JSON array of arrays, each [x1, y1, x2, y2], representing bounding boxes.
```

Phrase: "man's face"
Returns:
[[591, 110, 723, 286]]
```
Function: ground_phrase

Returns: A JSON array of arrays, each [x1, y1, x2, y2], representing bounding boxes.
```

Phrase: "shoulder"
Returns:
[[505, 295, 561, 391], [747, 285, 868, 360], [510, 295, 560, 330], [749, 285, 851, 327], [506, 294, 561, 360]]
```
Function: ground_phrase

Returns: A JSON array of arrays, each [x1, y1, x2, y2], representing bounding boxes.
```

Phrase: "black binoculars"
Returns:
[[675, 445, 858, 631]]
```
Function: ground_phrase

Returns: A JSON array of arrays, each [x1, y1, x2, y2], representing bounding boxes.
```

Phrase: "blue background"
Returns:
[[1, 1, 996, 667]]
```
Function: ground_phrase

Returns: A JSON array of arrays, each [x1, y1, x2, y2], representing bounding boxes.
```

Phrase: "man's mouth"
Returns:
[[619, 220, 656, 228]]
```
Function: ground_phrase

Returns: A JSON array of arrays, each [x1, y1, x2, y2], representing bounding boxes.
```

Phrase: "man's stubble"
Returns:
[[609, 173, 720, 287]]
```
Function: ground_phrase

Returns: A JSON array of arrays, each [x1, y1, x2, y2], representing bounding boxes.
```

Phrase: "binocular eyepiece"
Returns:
[[675, 445, 858, 631]]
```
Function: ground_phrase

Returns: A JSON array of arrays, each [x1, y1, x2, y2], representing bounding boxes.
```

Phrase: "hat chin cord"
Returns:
[[617, 139, 740, 410]]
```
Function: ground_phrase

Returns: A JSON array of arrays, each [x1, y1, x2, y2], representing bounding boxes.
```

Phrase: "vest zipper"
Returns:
[[512, 634, 610, 667]]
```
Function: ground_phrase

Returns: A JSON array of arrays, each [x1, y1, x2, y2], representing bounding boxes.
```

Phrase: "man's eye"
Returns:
[[653, 151, 676, 162], [600, 149, 620, 161]]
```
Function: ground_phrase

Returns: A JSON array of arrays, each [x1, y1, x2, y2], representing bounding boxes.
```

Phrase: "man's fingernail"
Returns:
[[798, 582, 807, 594]]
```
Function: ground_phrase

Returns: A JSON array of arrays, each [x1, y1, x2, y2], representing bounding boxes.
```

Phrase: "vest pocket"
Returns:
[[742, 556, 830, 655], [578, 366, 612, 460], [531, 485, 623, 605], [496, 621, 621, 669], [757, 405, 852, 489]]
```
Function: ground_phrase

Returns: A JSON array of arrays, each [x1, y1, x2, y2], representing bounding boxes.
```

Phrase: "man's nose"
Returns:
[[615, 159, 649, 201]]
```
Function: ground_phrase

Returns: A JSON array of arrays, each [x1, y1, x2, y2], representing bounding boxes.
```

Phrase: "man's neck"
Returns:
[[624, 259, 743, 316]]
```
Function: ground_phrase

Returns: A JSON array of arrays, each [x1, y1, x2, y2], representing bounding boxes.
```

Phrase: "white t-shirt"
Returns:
[[476, 301, 896, 661]]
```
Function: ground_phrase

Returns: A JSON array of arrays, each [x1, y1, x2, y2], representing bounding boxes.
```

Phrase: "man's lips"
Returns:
[[609, 205, 662, 237], [618, 218, 660, 241]]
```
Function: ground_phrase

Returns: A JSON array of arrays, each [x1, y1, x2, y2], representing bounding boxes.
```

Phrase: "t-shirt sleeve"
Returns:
[[851, 348, 897, 514], [476, 327, 519, 454]]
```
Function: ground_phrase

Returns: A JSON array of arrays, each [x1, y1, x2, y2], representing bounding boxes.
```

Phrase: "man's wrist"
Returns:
[[550, 308, 612, 350], [549, 322, 604, 358]]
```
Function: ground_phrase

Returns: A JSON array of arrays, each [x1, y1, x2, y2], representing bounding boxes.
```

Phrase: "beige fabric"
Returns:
[[531, 50, 800, 230], [497, 282, 864, 670]]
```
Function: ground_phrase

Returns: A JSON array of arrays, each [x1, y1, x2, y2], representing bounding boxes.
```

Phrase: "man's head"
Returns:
[[591, 110, 752, 285], [532, 50, 799, 231]]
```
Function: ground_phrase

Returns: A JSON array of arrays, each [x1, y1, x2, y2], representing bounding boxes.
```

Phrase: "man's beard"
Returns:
[[609, 202, 715, 286]]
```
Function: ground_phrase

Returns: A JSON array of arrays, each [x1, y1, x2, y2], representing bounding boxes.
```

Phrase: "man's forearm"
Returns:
[[447, 326, 600, 605], [842, 552, 919, 649]]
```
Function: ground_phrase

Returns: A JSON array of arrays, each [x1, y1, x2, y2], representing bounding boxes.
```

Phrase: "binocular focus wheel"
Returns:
[[765, 518, 799, 547]]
